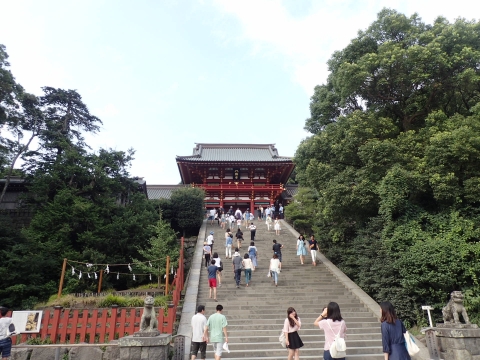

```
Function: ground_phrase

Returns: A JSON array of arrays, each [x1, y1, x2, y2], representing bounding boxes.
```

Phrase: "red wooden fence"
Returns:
[[10, 237, 185, 344]]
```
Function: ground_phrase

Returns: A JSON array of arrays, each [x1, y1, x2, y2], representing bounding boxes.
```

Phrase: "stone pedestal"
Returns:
[[118, 334, 171, 360], [435, 323, 480, 360]]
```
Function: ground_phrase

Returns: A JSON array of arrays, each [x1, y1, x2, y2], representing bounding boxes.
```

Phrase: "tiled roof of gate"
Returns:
[[176, 143, 292, 162], [146, 185, 187, 200]]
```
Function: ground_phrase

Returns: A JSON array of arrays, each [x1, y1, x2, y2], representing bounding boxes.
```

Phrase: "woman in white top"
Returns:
[[242, 253, 255, 286], [274, 217, 281, 235], [313, 302, 347, 360], [225, 229, 233, 258], [212, 252, 222, 287], [265, 215, 273, 231], [269, 253, 281, 286], [283, 307, 303, 360]]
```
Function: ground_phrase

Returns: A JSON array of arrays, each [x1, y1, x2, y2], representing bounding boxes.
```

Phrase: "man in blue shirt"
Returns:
[[208, 260, 218, 301]]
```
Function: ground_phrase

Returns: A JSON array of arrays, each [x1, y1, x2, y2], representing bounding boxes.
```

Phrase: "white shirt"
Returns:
[[235, 209, 242, 217], [210, 209, 216, 217], [0, 317, 13, 340], [207, 234, 214, 245], [249, 225, 256, 231], [270, 258, 281, 271], [191, 312, 207, 343]]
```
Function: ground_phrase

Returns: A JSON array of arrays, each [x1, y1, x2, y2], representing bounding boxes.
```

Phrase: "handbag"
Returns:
[[327, 321, 346, 358], [404, 331, 420, 356], [279, 331, 286, 348]]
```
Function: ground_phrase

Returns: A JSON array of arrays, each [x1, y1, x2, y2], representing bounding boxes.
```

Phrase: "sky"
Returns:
[[1, 0, 479, 184]]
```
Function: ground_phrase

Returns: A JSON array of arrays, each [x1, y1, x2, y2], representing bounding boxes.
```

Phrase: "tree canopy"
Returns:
[[293, 9, 480, 324], [0, 44, 201, 309]]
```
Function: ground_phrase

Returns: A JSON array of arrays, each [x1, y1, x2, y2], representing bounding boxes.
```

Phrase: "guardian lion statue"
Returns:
[[442, 291, 470, 324], [139, 295, 158, 331]]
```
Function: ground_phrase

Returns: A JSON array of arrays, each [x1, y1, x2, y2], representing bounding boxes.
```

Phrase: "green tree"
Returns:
[[135, 215, 179, 288], [170, 187, 205, 236], [306, 9, 480, 134], [294, 10, 480, 323], [284, 187, 318, 235]]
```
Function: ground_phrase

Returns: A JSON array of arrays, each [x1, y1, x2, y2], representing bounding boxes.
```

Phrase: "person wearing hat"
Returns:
[[203, 242, 211, 268], [207, 231, 215, 254]]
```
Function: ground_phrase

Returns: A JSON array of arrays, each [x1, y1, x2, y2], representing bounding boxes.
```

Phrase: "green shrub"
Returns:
[[98, 295, 127, 308]]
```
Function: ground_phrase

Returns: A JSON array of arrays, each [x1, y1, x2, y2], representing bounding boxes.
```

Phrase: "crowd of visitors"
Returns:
[[196, 210, 411, 360]]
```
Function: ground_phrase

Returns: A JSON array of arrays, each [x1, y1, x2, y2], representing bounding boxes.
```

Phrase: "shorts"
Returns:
[[0, 337, 12, 358], [208, 216, 214, 220], [211, 342, 223, 356], [190, 341, 207, 358], [209, 278, 217, 287]]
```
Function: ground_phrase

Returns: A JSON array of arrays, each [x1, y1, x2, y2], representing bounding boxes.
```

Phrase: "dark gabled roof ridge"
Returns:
[[193, 143, 276, 147]]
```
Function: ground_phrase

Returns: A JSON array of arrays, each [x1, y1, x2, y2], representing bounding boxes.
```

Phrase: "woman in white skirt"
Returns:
[[274, 217, 281, 235], [265, 215, 273, 231]]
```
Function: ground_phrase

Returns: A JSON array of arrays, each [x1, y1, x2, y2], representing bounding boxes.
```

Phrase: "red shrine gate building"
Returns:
[[147, 143, 296, 211]]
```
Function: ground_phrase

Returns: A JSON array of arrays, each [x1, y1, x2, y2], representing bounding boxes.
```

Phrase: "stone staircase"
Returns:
[[195, 220, 384, 359]]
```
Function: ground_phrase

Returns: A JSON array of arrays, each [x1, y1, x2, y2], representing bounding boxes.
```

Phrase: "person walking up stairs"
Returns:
[[194, 217, 384, 359]]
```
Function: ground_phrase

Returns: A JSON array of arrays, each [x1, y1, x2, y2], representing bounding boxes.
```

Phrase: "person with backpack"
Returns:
[[248, 241, 258, 268], [272, 239, 283, 263], [314, 302, 347, 360], [235, 228, 244, 249], [248, 222, 256, 241], [234, 208, 242, 220], [203, 241, 211, 268]]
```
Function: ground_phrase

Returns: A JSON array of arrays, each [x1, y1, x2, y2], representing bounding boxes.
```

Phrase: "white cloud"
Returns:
[[211, 0, 480, 95]]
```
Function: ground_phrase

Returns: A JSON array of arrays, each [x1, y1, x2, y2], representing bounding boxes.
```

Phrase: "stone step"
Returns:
[[216, 308, 372, 314], [184, 221, 385, 359], [198, 300, 368, 307], [212, 317, 379, 324], [223, 324, 380, 331], [207, 356, 383, 360], [215, 339, 382, 349], [228, 326, 381, 341], [203, 345, 384, 357]]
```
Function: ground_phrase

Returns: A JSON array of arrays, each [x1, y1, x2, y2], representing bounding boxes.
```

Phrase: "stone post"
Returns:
[[435, 323, 480, 360], [118, 333, 171, 360]]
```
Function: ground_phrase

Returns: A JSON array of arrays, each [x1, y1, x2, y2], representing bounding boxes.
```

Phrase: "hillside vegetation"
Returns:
[[288, 9, 480, 325]]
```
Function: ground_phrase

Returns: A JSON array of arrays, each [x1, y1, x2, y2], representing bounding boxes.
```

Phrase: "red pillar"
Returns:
[[250, 190, 254, 217]]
